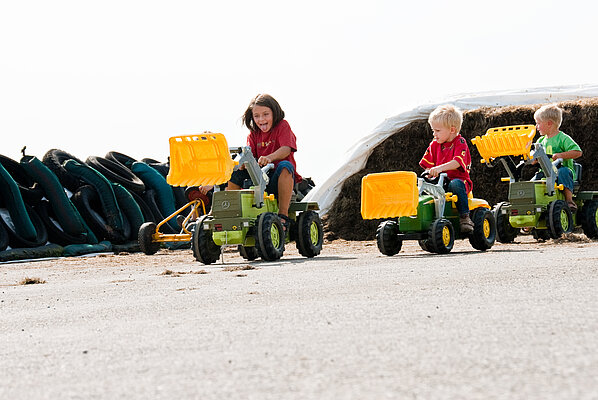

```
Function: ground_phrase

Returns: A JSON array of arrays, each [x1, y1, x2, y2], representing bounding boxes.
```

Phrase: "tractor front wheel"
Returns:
[[191, 217, 221, 264], [376, 220, 402, 256], [255, 212, 285, 261], [469, 208, 496, 251], [428, 218, 454, 254]]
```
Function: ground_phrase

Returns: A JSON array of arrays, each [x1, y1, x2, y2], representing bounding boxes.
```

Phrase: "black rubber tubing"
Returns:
[[42, 149, 86, 192], [0, 220, 9, 251], [142, 189, 176, 234], [129, 190, 157, 223], [105, 151, 137, 170], [0, 154, 44, 206], [131, 161, 178, 231], [112, 183, 145, 240], [63, 160, 124, 233], [86, 155, 145, 194], [35, 200, 88, 246], [0, 204, 49, 248], [70, 185, 128, 244], [20, 155, 89, 238], [0, 162, 37, 241]]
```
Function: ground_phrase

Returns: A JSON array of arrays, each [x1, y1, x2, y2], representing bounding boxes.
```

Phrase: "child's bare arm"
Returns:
[[428, 160, 460, 177], [552, 149, 582, 161], [257, 146, 292, 167]]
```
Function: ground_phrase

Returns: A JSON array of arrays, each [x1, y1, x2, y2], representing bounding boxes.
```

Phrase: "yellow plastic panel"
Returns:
[[166, 132, 238, 187], [471, 125, 536, 163], [361, 171, 418, 219]]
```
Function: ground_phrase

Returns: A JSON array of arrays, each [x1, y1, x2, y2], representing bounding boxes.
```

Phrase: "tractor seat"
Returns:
[[573, 162, 582, 192]]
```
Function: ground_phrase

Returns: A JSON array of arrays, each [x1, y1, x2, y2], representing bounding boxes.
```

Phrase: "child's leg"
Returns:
[[267, 161, 295, 217], [447, 179, 474, 233], [556, 167, 576, 208], [226, 169, 250, 191], [447, 179, 469, 216]]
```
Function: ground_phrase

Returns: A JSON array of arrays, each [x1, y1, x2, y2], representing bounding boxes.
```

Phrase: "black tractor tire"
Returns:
[[86, 156, 145, 194], [238, 245, 259, 261], [255, 212, 285, 261], [580, 200, 598, 239], [547, 200, 573, 239], [296, 210, 324, 258], [191, 216, 221, 264], [138, 222, 160, 255], [418, 239, 433, 253], [428, 218, 454, 254], [469, 207, 496, 251], [532, 228, 551, 241], [493, 202, 519, 243], [376, 220, 401, 256], [42, 149, 86, 192]]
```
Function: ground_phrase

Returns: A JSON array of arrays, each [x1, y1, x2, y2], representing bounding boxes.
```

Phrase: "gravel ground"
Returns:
[[1, 235, 598, 399]]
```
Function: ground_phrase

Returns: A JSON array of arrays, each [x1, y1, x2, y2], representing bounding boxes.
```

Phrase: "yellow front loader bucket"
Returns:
[[471, 125, 536, 163], [361, 171, 419, 219], [167, 132, 238, 187]]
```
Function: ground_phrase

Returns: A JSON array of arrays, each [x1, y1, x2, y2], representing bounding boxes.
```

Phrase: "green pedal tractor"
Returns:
[[138, 132, 323, 264], [360, 169, 496, 255], [471, 124, 598, 241]]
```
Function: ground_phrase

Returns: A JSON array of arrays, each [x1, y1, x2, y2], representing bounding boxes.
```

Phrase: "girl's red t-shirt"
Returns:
[[247, 119, 302, 182]]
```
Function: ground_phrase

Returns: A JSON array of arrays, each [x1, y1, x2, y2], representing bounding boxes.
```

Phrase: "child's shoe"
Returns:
[[459, 214, 474, 234], [567, 201, 578, 212]]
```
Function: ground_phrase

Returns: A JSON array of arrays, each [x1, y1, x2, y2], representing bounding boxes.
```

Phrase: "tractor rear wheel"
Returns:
[[255, 212, 285, 261], [376, 220, 401, 256], [191, 216, 221, 264], [469, 208, 496, 251], [296, 210, 323, 258], [238, 245, 259, 261], [547, 200, 573, 239], [493, 202, 519, 243], [428, 218, 454, 254], [580, 200, 598, 239]]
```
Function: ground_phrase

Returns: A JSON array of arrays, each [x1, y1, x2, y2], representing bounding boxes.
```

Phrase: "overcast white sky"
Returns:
[[1, 0, 597, 185]]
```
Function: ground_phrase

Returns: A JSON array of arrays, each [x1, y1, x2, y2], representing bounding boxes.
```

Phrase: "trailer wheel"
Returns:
[[255, 212, 285, 261], [493, 202, 519, 243], [376, 220, 401, 256], [138, 222, 160, 255], [548, 200, 573, 239], [428, 218, 454, 254], [192, 217, 221, 264], [469, 207, 496, 251]]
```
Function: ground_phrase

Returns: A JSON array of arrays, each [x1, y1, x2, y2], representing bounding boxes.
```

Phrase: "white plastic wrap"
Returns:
[[305, 84, 598, 215]]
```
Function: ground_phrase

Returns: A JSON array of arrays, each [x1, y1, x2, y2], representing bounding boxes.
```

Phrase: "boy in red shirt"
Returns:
[[419, 105, 474, 234]]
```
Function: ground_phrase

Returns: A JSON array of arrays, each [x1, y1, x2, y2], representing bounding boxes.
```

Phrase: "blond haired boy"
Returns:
[[420, 105, 474, 233], [533, 104, 582, 211]]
